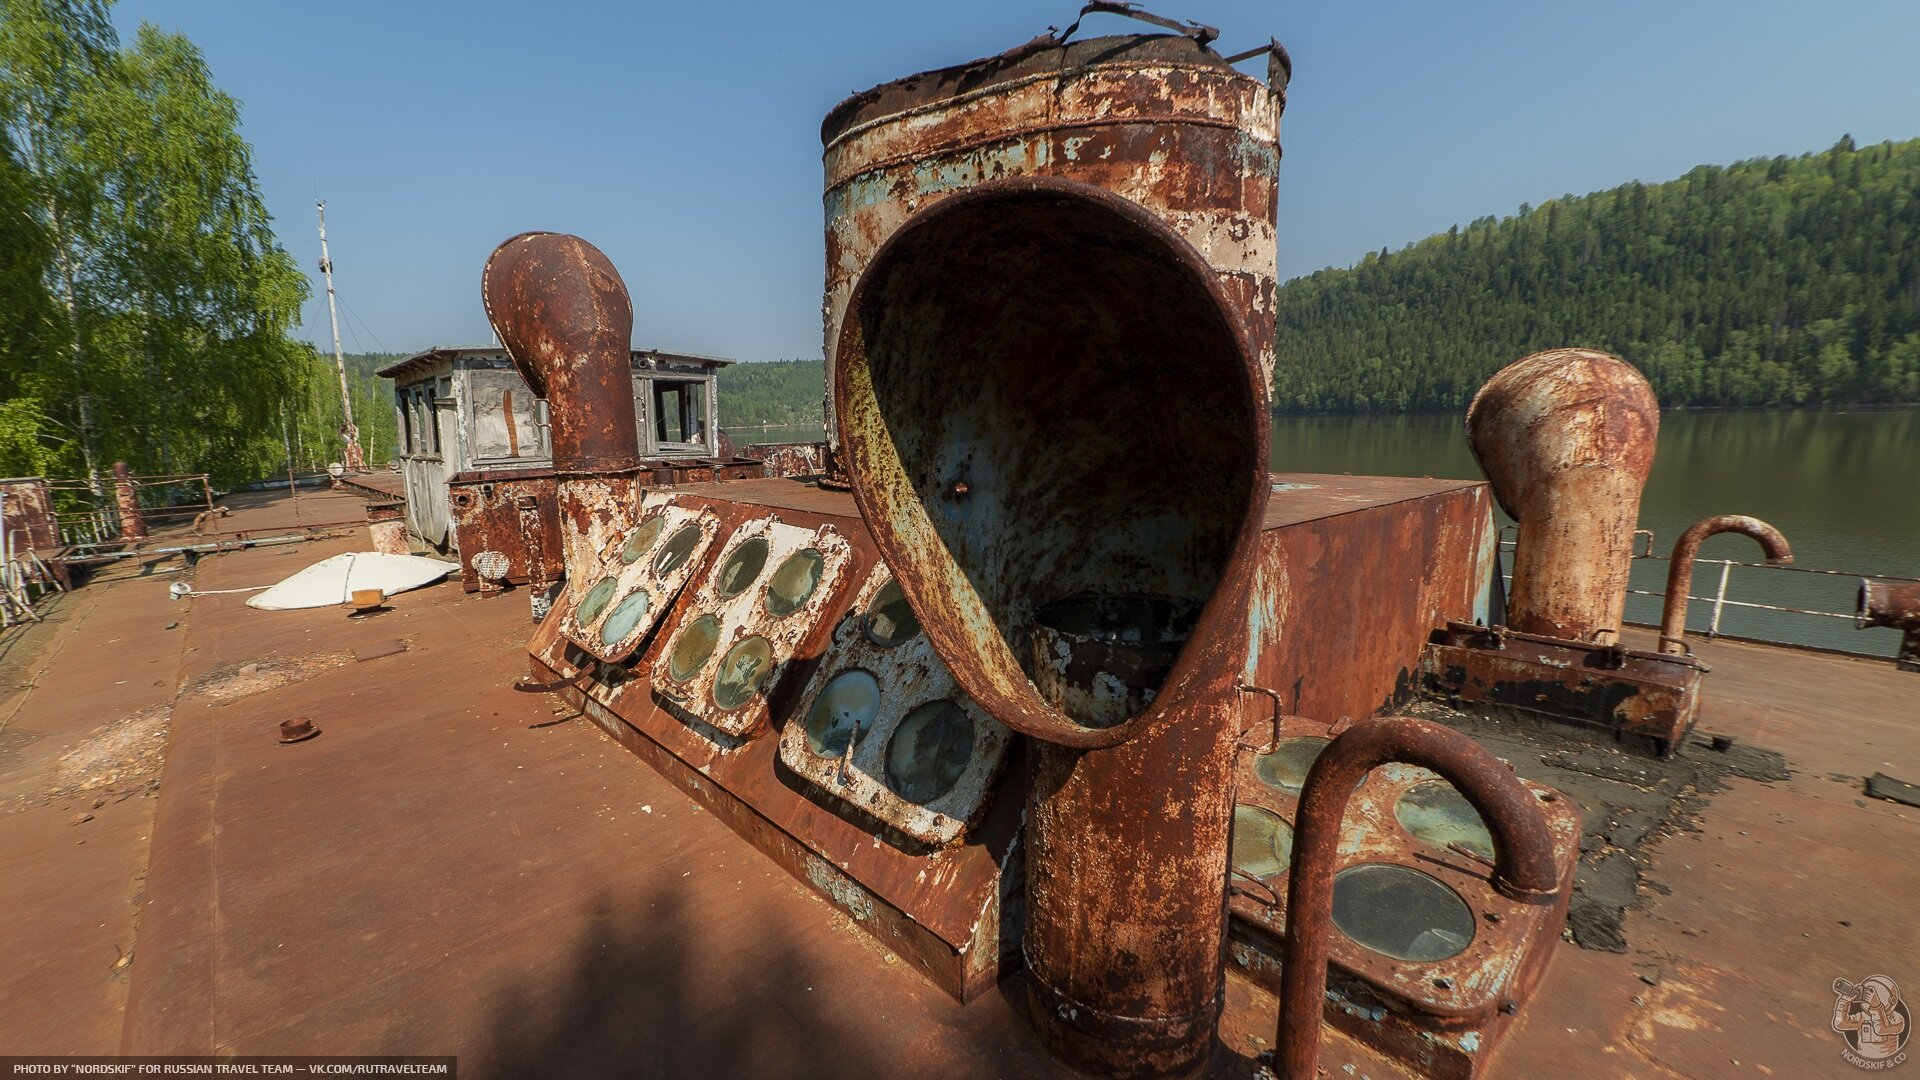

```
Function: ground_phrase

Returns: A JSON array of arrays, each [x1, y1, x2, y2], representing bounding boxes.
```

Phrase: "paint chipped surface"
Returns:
[[650, 516, 856, 738]]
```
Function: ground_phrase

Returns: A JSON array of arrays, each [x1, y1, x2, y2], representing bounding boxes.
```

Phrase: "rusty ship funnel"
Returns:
[[1466, 348, 1660, 642]]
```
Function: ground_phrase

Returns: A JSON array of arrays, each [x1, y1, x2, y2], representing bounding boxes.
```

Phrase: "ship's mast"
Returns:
[[315, 201, 365, 470]]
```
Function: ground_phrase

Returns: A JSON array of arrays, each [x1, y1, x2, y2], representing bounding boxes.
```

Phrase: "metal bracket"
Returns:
[[1221, 37, 1292, 104], [1236, 684, 1284, 753], [1655, 634, 1694, 657], [513, 664, 596, 694], [1228, 866, 1280, 907], [1051, 1, 1219, 48]]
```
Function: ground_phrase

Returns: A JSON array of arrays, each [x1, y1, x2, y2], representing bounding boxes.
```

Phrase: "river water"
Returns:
[[730, 407, 1919, 658]]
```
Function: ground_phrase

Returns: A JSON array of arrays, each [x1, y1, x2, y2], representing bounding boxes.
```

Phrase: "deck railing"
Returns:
[[1497, 526, 1919, 660], [45, 472, 215, 548]]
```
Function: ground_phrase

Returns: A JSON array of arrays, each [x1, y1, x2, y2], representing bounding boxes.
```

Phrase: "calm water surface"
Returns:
[[735, 408, 1919, 657]]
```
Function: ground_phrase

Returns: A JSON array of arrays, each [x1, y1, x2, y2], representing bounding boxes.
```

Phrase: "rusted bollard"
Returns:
[[365, 501, 409, 556], [1466, 349, 1659, 642], [1658, 515, 1793, 654]]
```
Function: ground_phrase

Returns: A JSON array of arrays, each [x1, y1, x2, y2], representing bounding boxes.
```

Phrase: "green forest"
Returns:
[[4, 0, 1912, 504], [716, 358, 825, 428], [0, 0, 365, 494], [1271, 136, 1920, 413]]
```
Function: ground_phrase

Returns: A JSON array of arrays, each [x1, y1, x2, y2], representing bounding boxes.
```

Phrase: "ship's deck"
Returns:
[[0, 484, 1912, 1077]]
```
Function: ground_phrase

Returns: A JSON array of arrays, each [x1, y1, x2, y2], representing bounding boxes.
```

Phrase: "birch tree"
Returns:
[[0, 0, 314, 488]]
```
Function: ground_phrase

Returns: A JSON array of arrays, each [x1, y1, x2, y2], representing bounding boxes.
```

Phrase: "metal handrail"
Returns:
[[1495, 525, 1918, 657], [40, 471, 216, 546]]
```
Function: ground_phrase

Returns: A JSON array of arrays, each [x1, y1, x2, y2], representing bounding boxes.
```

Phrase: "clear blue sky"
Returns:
[[112, 0, 1920, 363]]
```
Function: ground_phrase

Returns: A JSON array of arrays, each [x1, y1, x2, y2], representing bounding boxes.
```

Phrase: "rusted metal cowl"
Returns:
[[835, 174, 1270, 1076], [826, 24, 1285, 1073], [482, 233, 645, 587], [481, 232, 638, 476], [1467, 349, 1659, 641]]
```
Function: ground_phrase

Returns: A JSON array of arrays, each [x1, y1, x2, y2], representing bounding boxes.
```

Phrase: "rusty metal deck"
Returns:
[[0, 484, 1914, 1076]]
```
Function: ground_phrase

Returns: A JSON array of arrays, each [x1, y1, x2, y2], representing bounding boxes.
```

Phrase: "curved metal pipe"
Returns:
[[1275, 716, 1563, 1080], [481, 232, 638, 475], [1658, 515, 1793, 654]]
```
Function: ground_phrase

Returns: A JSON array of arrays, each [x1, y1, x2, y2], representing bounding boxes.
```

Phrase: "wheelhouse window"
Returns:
[[648, 378, 711, 454], [398, 383, 439, 457]]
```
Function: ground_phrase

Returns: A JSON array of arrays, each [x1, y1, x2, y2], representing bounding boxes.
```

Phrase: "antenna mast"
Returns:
[[315, 201, 365, 470]]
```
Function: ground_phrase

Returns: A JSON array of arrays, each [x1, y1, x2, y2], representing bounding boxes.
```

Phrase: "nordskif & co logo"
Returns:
[[1834, 975, 1911, 1070]]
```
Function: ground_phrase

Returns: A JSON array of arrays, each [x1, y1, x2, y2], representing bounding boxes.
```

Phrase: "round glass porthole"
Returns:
[[884, 700, 974, 803], [654, 524, 703, 577], [1331, 864, 1476, 962], [865, 579, 920, 647], [1252, 736, 1332, 796], [711, 635, 774, 710], [1395, 781, 1495, 861], [667, 615, 721, 681], [715, 537, 770, 597], [764, 549, 825, 617], [803, 670, 880, 758], [621, 517, 665, 565], [1230, 805, 1294, 880], [575, 576, 618, 626], [598, 590, 652, 647]]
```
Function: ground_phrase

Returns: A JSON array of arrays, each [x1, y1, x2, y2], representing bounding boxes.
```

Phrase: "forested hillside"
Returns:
[[1272, 136, 1920, 412], [716, 359, 824, 427]]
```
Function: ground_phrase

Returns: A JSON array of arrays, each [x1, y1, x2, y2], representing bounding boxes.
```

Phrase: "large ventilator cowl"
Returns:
[[1466, 348, 1659, 642], [834, 174, 1270, 1078], [833, 176, 1269, 749], [481, 231, 647, 589], [482, 232, 639, 476]]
